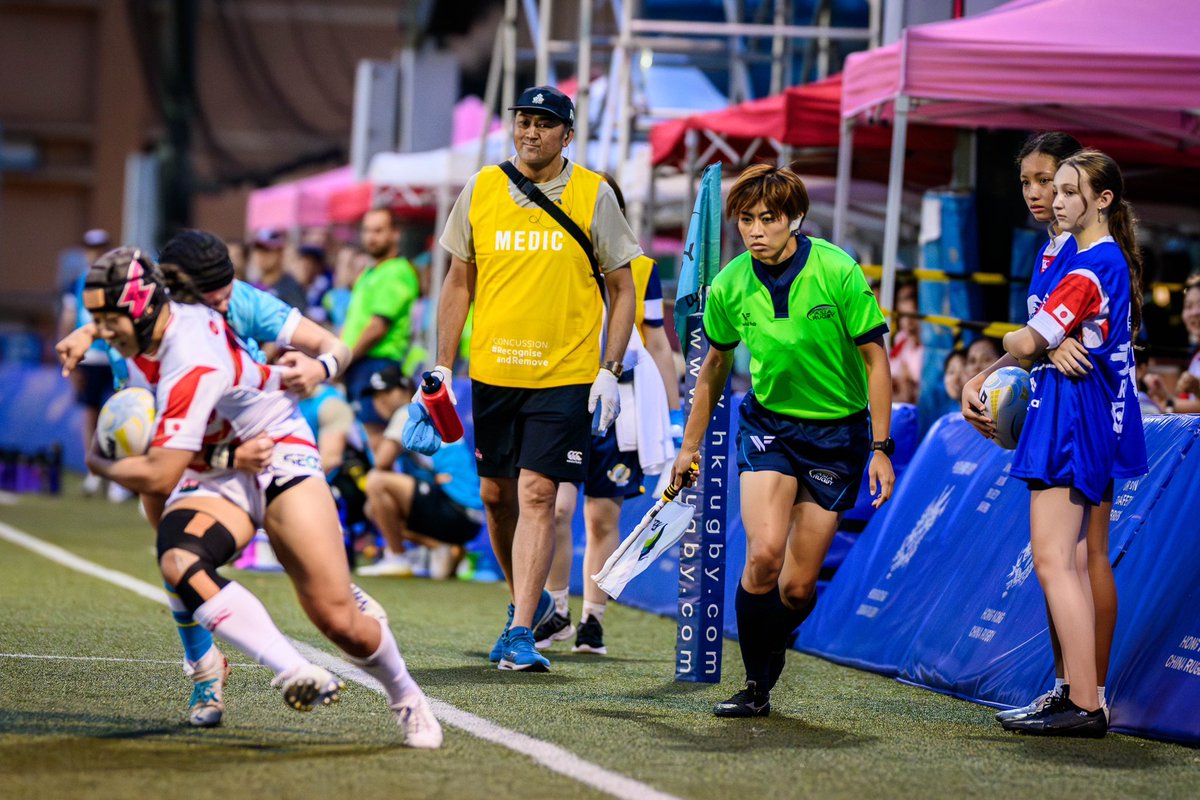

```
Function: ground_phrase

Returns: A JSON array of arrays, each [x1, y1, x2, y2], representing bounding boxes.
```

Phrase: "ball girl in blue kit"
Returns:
[[994, 150, 1147, 737]]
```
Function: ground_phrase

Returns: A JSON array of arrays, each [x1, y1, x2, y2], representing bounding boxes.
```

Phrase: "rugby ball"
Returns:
[[979, 367, 1031, 450], [97, 387, 157, 459]]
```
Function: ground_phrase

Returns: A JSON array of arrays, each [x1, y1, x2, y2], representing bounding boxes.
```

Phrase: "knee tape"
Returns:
[[157, 509, 236, 612]]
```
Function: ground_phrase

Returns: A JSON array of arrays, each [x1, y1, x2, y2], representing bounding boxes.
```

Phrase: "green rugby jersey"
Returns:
[[703, 236, 888, 419]]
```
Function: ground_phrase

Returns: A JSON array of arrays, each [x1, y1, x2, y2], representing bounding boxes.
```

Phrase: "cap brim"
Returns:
[[508, 106, 571, 123]]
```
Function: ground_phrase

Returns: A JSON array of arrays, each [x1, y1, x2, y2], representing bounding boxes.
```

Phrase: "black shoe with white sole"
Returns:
[[714, 683, 771, 718], [1004, 697, 1107, 738]]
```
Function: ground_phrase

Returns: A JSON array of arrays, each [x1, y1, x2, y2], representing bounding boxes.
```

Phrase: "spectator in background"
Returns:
[[358, 365, 483, 580], [941, 349, 967, 417], [889, 282, 923, 405], [57, 228, 128, 502], [226, 238, 249, 282], [965, 336, 1001, 381], [298, 244, 333, 327], [252, 228, 306, 310], [1172, 277, 1200, 411], [340, 208, 421, 454], [323, 244, 367, 333]]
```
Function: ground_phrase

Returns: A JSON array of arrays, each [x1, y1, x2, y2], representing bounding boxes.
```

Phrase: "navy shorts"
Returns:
[[471, 381, 591, 482], [408, 479, 484, 545], [74, 363, 114, 411], [344, 357, 398, 426], [582, 427, 644, 499], [735, 393, 871, 512]]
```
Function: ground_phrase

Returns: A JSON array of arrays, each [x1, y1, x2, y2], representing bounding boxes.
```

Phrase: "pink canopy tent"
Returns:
[[245, 165, 355, 232], [831, 0, 1200, 314]]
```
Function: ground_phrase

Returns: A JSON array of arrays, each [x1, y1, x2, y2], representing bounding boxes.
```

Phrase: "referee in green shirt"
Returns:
[[671, 164, 895, 718]]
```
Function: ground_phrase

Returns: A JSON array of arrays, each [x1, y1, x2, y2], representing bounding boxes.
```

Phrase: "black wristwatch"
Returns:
[[602, 360, 624, 379], [871, 437, 895, 456]]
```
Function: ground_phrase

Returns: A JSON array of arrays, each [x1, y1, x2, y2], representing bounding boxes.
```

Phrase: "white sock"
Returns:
[[346, 619, 418, 706], [582, 601, 606, 624], [1053, 677, 1066, 691], [1097, 686, 1106, 707], [193, 582, 307, 677], [550, 589, 570, 616]]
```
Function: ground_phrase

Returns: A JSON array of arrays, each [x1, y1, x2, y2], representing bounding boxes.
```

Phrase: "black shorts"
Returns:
[[735, 393, 871, 513], [471, 380, 591, 482], [408, 479, 484, 545], [74, 363, 114, 410], [1024, 478, 1115, 503], [582, 427, 644, 499]]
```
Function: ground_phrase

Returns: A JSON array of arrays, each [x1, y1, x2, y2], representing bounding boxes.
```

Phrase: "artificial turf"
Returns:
[[1, 478, 1197, 800]]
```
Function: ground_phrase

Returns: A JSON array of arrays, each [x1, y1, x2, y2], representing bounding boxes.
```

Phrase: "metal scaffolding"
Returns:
[[477, 0, 881, 242]]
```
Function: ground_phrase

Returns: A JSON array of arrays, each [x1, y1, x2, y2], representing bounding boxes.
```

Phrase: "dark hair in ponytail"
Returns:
[[1015, 131, 1083, 168], [1060, 149, 1144, 335]]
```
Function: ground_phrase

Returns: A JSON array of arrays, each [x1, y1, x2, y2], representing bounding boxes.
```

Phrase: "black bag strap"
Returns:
[[497, 160, 606, 304]]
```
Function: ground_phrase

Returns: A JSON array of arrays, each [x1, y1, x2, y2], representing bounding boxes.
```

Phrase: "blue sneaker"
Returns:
[[488, 591, 554, 662], [499, 627, 551, 672], [533, 589, 555, 631], [489, 606, 513, 662]]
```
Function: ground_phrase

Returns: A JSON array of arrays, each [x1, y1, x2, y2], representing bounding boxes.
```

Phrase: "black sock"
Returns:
[[735, 584, 781, 690]]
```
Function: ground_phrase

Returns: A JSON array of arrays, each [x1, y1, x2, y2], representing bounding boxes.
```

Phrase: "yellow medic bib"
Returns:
[[630, 254, 654, 343], [468, 164, 604, 388]]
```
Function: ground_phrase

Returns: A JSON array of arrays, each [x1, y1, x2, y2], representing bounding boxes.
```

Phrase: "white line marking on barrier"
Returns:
[[0, 520, 685, 800]]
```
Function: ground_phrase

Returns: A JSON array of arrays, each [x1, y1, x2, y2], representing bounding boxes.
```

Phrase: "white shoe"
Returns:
[[82, 473, 102, 497], [392, 691, 443, 749], [428, 545, 460, 580], [350, 582, 389, 624], [356, 554, 414, 578], [107, 481, 132, 503], [188, 648, 231, 727], [407, 546, 431, 578], [271, 663, 344, 712]]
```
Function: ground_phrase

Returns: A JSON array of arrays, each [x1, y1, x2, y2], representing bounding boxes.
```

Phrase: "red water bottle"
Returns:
[[421, 371, 464, 443]]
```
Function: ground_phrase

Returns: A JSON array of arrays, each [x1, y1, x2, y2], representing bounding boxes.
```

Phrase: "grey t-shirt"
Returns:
[[439, 159, 643, 273]]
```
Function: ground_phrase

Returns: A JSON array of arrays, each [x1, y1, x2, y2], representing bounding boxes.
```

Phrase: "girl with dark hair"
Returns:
[[671, 164, 894, 717], [963, 133, 1135, 728], [988, 150, 1146, 737]]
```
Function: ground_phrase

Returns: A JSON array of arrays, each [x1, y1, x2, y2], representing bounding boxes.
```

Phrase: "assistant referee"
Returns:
[[671, 164, 895, 717]]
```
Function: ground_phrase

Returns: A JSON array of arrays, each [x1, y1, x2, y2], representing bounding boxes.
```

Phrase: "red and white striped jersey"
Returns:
[[124, 302, 312, 454]]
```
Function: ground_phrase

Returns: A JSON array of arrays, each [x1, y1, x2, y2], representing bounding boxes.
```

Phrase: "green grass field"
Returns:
[[2, 478, 1198, 800]]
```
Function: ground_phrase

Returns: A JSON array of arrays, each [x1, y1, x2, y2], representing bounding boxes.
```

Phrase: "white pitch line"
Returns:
[[0, 520, 685, 800], [0, 652, 262, 669]]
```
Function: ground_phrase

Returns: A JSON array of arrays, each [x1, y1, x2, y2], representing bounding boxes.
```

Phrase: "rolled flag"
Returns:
[[593, 477, 696, 599]]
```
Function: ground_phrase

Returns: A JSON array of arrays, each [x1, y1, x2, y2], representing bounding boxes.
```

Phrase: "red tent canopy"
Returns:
[[327, 182, 439, 225], [650, 75, 956, 186]]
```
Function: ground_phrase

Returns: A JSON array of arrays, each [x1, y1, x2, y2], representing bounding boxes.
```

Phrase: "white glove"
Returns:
[[588, 368, 621, 434], [413, 364, 457, 406]]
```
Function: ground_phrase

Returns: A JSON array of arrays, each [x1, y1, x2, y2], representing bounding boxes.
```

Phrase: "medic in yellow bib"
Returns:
[[434, 85, 642, 672]]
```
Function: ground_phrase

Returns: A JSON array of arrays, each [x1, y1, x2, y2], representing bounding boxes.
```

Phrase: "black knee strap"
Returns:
[[157, 509, 236, 612]]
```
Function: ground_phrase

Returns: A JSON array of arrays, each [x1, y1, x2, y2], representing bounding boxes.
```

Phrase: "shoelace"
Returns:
[[190, 679, 220, 706]]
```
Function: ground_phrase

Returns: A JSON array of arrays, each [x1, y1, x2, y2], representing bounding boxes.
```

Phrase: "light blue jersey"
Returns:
[[226, 279, 302, 363]]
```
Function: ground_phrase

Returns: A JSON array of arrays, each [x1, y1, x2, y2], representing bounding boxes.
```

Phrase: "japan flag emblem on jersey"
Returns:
[[1053, 304, 1076, 327], [163, 419, 186, 436]]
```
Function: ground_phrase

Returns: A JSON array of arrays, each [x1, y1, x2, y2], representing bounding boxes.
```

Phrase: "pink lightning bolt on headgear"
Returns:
[[82, 246, 169, 354]]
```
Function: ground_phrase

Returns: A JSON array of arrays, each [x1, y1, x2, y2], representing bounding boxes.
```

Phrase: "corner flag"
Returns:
[[673, 162, 729, 684], [673, 163, 723, 346]]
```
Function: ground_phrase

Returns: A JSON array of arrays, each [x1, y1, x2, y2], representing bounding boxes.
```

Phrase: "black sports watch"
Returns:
[[871, 437, 895, 456]]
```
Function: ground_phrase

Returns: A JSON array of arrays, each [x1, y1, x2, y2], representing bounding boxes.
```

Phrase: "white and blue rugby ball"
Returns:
[[97, 387, 157, 459], [979, 367, 1031, 450]]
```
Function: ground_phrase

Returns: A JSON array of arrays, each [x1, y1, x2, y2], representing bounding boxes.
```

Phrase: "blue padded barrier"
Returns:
[[795, 412, 1200, 743]]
